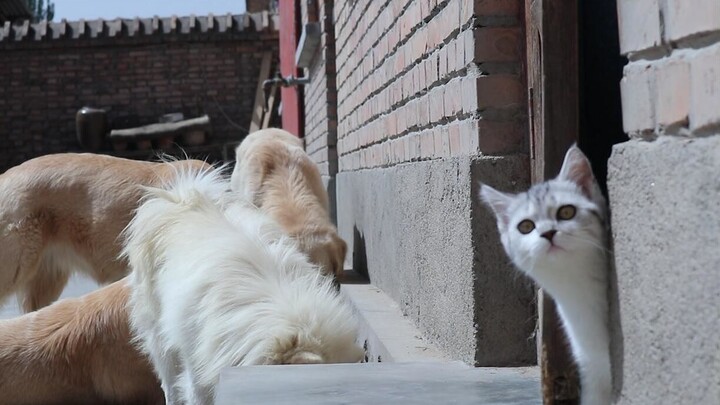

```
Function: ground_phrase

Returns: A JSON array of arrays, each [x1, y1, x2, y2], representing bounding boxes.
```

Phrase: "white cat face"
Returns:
[[480, 145, 608, 276], [500, 179, 605, 273]]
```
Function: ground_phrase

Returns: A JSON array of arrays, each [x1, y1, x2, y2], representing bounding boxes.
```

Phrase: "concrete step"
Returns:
[[216, 362, 541, 405], [216, 278, 541, 404]]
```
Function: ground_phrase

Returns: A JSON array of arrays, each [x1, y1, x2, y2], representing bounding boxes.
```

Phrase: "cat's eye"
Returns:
[[557, 205, 577, 220], [517, 219, 535, 234]]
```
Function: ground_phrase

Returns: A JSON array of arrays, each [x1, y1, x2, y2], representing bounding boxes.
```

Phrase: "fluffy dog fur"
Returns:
[[230, 128, 347, 278], [0, 278, 163, 405], [0, 153, 210, 312], [124, 167, 364, 405]]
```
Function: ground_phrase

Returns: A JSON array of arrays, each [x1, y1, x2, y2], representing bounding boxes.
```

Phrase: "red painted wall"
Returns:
[[279, 0, 303, 137]]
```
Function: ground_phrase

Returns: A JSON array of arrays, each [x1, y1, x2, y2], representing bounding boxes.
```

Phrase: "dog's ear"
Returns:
[[286, 351, 324, 364], [333, 234, 348, 277]]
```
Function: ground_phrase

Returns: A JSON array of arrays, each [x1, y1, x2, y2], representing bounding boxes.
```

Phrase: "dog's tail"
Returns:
[[121, 165, 229, 282]]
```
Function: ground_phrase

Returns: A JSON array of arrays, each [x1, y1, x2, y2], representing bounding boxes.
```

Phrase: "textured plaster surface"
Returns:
[[607, 136, 720, 404], [336, 156, 536, 366]]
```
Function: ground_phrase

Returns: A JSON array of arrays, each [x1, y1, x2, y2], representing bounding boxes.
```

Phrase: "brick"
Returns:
[[461, 75, 479, 114], [444, 78, 464, 117], [474, 0, 520, 16], [463, 28, 475, 66], [439, 46, 449, 79], [655, 57, 690, 127], [433, 128, 444, 158], [478, 119, 524, 154], [474, 27, 521, 62], [475, 74, 523, 109], [417, 96, 430, 127], [397, 104, 408, 133], [429, 86, 445, 122], [448, 123, 462, 156], [620, 62, 655, 133], [690, 43, 720, 131], [617, 0, 662, 54], [420, 130, 435, 158], [446, 38, 457, 73], [460, 119, 480, 154], [455, 33, 466, 70], [665, 0, 720, 42], [460, 0, 474, 26], [426, 55, 438, 85], [408, 133, 422, 160]]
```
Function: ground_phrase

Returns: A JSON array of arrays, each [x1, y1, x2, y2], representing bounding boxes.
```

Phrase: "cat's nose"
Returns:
[[541, 230, 557, 241]]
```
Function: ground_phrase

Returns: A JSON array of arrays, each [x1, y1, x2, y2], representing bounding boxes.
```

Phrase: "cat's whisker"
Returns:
[[563, 234, 613, 254]]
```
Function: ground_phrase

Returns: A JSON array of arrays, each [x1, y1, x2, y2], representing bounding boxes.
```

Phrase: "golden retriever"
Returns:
[[0, 278, 163, 405], [0, 153, 211, 312], [230, 128, 347, 278]]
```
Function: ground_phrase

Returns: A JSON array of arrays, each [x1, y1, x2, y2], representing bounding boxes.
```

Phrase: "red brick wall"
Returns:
[[618, 0, 720, 136], [247, 0, 275, 13], [334, 0, 526, 172], [0, 15, 278, 172], [300, 0, 338, 178]]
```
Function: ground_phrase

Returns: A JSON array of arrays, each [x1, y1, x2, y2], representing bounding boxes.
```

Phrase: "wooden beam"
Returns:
[[261, 83, 279, 129], [525, 0, 581, 403], [249, 51, 273, 133]]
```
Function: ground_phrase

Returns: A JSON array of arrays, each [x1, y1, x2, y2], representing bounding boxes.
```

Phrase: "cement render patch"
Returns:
[[336, 156, 536, 367], [341, 282, 449, 363], [607, 136, 720, 405], [216, 362, 541, 405]]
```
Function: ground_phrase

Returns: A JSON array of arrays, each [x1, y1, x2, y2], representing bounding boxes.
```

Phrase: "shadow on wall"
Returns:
[[352, 226, 369, 281], [578, 0, 627, 398], [607, 237, 624, 401]]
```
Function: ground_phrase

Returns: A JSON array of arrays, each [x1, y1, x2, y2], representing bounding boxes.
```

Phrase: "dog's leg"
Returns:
[[180, 367, 214, 405], [19, 265, 69, 312], [152, 347, 184, 405]]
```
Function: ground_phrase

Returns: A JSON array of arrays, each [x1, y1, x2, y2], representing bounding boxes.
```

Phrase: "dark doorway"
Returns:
[[525, 0, 626, 403]]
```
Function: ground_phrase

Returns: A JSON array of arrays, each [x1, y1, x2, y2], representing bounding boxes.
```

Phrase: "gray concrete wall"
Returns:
[[337, 156, 536, 366], [607, 136, 720, 404]]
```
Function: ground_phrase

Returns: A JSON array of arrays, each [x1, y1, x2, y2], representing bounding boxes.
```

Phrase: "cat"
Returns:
[[479, 145, 611, 405]]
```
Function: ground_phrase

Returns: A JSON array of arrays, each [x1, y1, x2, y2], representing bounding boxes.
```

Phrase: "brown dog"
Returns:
[[230, 128, 347, 278], [0, 153, 211, 312], [0, 278, 163, 405]]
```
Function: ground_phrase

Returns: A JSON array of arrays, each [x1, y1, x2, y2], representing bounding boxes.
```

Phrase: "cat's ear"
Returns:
[[558, 144, 604, 205], [479, 183, 515, 227]]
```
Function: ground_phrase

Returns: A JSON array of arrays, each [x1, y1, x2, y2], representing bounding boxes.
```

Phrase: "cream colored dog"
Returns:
[[0, 153, 211, 312], [0, 278, 164, 405], [124, 167, 363, 405], [230, 128, 347, 278]]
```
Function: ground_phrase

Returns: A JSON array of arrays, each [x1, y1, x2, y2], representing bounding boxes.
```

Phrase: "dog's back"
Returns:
[[0, 153, 211, 312], [0, 278, 163, 405], [231, 129, 347, 277], [125, 168, 362, 404]]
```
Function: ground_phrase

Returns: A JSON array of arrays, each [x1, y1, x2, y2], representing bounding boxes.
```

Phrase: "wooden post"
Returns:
[[525, 0, 581, 403], [278, 0, 303, 137], [249, 52, 273, 133]]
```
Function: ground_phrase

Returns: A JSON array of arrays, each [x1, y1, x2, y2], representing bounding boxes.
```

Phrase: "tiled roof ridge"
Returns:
[[0, 11, 278, 42]]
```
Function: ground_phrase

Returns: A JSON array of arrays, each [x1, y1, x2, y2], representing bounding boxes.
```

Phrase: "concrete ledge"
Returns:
[[341, 281, 448, 363], [607, 136, 720, 404], [216, 362, 541, 405], [337, 156, 536, 366]]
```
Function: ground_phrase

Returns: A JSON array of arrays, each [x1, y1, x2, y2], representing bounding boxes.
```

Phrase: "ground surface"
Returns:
[[0, 274, 99, 319], [216, 362, 541, 405]]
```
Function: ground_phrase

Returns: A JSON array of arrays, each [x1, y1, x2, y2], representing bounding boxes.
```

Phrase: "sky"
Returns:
[[52, 0, 246, 21]]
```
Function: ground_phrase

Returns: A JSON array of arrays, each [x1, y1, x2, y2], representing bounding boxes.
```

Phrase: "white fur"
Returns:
[[480, 145, 611, 405], [123, 167, 363, 405]]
